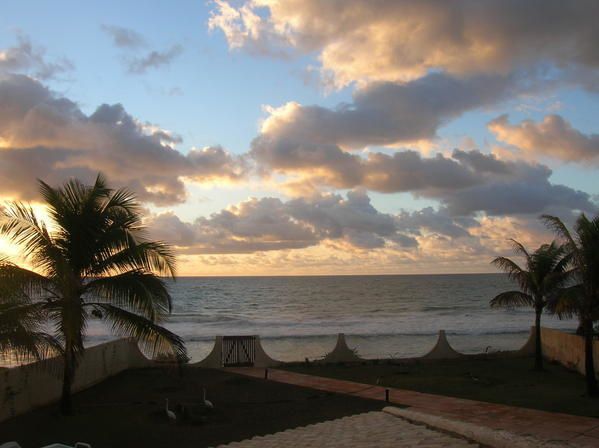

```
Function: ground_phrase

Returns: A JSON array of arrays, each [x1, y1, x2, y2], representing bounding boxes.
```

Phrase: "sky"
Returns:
[[0, 0, 598, 275]]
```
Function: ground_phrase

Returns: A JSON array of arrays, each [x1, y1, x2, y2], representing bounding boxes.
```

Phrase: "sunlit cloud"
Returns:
[[167, 212, 560, 276], [1, 1, 597, 275], [147, 190, 419, 254], [0, 74, 247, 205], [489, 114, 599, 164], [209, 0, 599, 88]]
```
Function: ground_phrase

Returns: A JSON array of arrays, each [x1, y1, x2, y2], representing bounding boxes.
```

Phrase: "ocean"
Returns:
[[85, 274, 577, 362]]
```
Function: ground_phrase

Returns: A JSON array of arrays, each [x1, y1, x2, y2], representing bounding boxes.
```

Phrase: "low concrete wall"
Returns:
[[0, 338, 151, 422], [10, 328, 591, 423], [541, 327, 599, 376], [254, 336, 283, 368], [193, 336, 223, 368], [320, 333, 363, 364], [422, 330, 464, 360]]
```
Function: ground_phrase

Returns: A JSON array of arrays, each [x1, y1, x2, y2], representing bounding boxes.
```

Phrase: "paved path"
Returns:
[[216, 411, 478, 448], [226, 367, 599, 447]]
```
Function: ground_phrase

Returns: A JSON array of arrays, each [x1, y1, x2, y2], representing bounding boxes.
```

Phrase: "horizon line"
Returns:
[[171, 271, 503, 278]]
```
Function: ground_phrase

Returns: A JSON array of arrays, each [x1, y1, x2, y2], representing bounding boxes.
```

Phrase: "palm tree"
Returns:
[[0, 174, 187, 414], [490, 239, 569, 371], [543, 213, 599, 397]]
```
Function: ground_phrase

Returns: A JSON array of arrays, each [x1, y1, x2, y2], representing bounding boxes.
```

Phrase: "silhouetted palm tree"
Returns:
[[543, 213, 599, 397], [0, 174, 187, 414], [490, 239, 569, 371]]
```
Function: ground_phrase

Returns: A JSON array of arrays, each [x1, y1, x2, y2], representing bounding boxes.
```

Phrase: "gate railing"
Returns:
[[222, 335, 256, 366]]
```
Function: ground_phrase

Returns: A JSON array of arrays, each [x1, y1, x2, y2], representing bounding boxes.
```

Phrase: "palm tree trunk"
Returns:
[[583, 318, 598, 397], [60, 341, 74, 415], [534, 310, 543, 371]]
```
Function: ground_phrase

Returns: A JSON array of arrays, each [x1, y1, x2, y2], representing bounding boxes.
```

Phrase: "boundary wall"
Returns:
[[4, 327, 596, 422], [0, 338, 151, 422]]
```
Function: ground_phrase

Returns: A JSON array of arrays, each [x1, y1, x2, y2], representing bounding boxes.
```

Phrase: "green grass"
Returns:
[[284, 356, 599, 418]]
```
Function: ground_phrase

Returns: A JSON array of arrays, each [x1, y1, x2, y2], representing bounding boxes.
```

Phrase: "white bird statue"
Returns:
[[202, 388, 214, 409], [165, 398, 177, 421]]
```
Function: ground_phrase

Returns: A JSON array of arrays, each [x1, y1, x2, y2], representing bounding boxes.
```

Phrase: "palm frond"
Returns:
[[509, 239, 530, 259], [88, 303, 187, 361], [546, 285, 583, 319], [541, 215, 577, 249], [491, 256, 529, 291], [553, 249, 573, 273], [0, 261, 55, 300], [0, 329, 62, 364], [84, 269, 172, 320], [0, 202, 63, 276], [100, 186, 140, 217], [91, 240, 176, 278], [0, 297, 61, 363], [490, 290, 534, 308]]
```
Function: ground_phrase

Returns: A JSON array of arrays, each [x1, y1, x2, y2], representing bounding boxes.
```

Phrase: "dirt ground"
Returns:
[[0, 366, 382, 448]]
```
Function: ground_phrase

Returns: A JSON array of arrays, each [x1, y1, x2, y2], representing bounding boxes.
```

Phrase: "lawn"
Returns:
[[284, 356, 599, 418], [0, 367, 382, 448]]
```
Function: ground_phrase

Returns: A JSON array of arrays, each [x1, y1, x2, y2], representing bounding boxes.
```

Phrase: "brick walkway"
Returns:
[[216, 411, 479, 448], [226, 367, 599, 447]]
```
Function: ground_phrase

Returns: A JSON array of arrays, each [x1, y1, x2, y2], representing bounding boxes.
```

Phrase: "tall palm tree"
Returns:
[[490, 239, 569, 371], [0, 174, 187, 414], [543, 213, 599, 397]]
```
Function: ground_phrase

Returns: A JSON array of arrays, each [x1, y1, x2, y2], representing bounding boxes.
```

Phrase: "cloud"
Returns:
[[151, 208, 571, 275], [101, 25, 146, 48], [0, 74, 247, 204], [148, 191, 421, 254], [148, 189, 576, 275], [396, 207, 477, 239], [171, 211, 561, 275], [99, 26, 182, 74], [257, 72, 516, 150], [125, 45, 183, 74], [489, 114, 599, 164], [0, 33, 73, 80], [208, 0, 293, 58], [245, 61, 595, 218], [252, 123, 596, 216], [209, 0, 599, 88]]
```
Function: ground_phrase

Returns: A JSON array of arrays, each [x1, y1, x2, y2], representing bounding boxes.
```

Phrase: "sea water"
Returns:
[[84, 274, 577, 362]]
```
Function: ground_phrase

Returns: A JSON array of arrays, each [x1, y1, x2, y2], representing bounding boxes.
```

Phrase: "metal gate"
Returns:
[[222, 336, 256, 367]]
